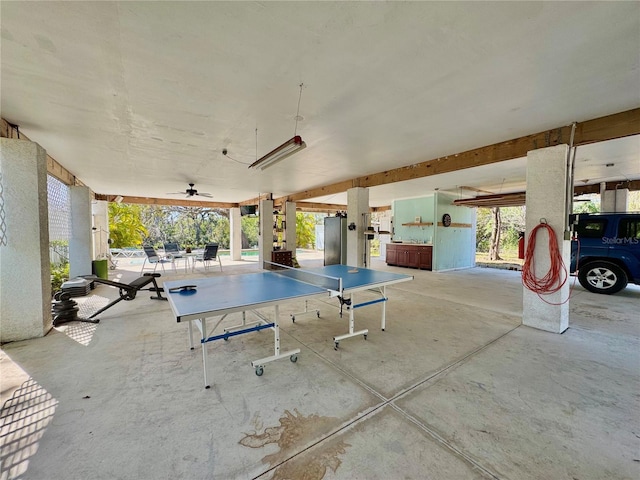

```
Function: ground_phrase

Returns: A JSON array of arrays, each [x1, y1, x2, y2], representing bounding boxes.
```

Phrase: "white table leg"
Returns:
[[201, 317, 210, 389], [381, 286, 387, 331]]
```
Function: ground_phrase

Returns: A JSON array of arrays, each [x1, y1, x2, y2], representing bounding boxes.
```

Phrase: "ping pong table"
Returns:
[[164, 264, 413, 388]]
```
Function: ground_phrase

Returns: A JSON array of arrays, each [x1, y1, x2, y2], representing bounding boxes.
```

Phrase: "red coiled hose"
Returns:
[[522, 222, 568, 296]]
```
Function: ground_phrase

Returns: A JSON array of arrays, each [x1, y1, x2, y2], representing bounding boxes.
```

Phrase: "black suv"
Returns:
[[570, 212, 640, 294]]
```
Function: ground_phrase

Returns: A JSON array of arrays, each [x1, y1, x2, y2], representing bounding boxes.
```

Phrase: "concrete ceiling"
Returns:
[[1, 2, 639, 207]]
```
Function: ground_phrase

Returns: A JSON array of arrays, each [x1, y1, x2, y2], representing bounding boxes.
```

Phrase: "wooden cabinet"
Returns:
[[271, 250, 293, 268], [386, 243, 432, 270], [386, 247, 397, 266]]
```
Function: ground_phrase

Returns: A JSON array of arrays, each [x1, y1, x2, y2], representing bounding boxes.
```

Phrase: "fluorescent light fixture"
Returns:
[[249, 135, 306, 170]]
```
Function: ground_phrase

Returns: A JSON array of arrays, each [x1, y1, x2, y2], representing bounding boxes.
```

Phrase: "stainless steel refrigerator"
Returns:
[[324, 216, 347, 265]]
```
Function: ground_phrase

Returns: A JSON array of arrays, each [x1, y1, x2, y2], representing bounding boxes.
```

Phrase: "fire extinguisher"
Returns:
[[518, 231, 525, 259]]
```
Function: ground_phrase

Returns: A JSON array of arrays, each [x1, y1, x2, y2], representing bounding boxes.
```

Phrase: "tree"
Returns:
[[139, 205, 230, 248], [628, 190, 640, 211], [108, 203, 148, 248], [296, 213, 316, 249], [489, 207, 502, 260], [242, 216, 259, 248], [476, 206, 525, 258]]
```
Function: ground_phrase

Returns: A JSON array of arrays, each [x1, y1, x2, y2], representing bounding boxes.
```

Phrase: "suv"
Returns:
[[570, 212, 640, 294]]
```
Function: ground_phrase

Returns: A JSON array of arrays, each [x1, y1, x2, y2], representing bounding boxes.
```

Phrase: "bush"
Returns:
[[51, 263, 70, 294]]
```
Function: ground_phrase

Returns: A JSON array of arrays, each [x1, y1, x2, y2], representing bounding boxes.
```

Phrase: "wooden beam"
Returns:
[[452, 178, 640, 208], [94, 194, 237, 208], [295, 202, 347, 213], [573, 109, 640, 145], [574, 179, 640, 195], [371, 205, 392, 212], [277, 179, 355, 204], [274, 108, 640, 205], [1, 117, 86, 187], [453, 192, 528, 208], [293, 202, 391, 213], [239, 193, 272, 206]]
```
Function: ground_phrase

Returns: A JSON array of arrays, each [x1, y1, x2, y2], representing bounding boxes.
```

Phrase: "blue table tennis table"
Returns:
[[164, 264, 413, 388]]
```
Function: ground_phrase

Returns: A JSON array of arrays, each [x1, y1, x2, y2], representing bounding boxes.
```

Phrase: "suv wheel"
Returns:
[[577, 261, 628, 295]]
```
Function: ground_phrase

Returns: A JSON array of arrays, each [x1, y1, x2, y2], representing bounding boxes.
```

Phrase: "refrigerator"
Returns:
[[324, 216, 348, 265]]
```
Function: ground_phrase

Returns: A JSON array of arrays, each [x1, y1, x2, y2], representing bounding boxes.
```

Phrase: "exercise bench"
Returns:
[[82, 273, 168, 320]]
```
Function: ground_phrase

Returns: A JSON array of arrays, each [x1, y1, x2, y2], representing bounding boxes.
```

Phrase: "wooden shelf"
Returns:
[[401, 222, 433, 227], [437, 222, 472, 228]]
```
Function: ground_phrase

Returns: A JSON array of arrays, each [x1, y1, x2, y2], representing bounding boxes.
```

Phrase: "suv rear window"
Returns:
[[618, 218, 640, 239], [576, 219, 608, 238]]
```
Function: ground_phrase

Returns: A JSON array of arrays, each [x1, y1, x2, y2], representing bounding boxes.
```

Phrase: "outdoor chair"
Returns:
[[164, 242, 185, 270], [197, 243, 223, 272], [141, 245, 174, 274]]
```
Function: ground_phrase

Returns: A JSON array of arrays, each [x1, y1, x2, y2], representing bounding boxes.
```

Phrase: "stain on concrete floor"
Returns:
[[240, 408, 350, 479]]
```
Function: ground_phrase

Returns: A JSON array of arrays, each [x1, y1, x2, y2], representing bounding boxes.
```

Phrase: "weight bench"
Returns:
[[82, 273, 167, 320]]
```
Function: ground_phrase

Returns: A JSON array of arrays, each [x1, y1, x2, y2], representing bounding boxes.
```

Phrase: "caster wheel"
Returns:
[[363, 334, 367, 340], [223, 335, 229, 341], [291, 316, 296, 323], [334, 342, 339, 350], [290, 354, 298, 363], [255, 366, 264, 376], [316, 311, 320, 318]]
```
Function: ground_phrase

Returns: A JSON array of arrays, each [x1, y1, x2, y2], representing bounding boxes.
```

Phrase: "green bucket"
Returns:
[[92, 259, 108, 280]]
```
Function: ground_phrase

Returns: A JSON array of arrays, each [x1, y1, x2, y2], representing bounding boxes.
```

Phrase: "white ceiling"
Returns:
[[1, 2, 639, 207]]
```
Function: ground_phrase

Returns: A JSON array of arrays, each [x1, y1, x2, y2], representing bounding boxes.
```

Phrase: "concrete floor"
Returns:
[[1, 253, 639, 480]]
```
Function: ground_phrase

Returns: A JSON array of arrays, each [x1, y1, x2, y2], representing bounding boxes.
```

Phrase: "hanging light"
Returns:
[[248, 135, 306, 170]]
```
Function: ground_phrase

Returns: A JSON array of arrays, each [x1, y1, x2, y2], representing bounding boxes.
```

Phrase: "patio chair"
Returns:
[[141, 245, 174, 274], [164, 242, 185, 270], [197, 243, 223, 272]]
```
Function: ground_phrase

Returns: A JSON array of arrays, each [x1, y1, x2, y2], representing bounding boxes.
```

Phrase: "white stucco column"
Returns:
[[601, 188, 629, 212], [285, 202, 296, 256], [523, 144, 571, 333], [347, 187, 369, 267], [258, 199, 273, 269], [91, 200, 109, 260], [0, 139, 52, 342], [69, 186, 93, 278], [230, 207, 242, 261]]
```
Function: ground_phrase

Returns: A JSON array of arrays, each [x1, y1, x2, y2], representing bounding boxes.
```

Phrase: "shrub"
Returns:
[[51, 263, 70, 294]]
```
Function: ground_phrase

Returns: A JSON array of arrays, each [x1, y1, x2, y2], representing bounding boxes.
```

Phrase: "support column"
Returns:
[[523, 144, 570, 333], [230, 207, 242, 261], [258, 199, 273, 269], [347, 187, 369, 268], [601, 187, 629, 212], [91, 200, 109, 259], [285, 202, 296, 258], [0, 139, 52, 341], [69, 186, 92, 279]]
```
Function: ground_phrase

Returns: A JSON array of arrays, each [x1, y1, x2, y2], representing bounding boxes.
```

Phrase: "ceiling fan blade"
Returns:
[[197, 193, 213, 198]]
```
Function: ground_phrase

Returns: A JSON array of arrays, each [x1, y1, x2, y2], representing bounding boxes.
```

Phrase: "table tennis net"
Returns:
[[267, 262, 342, 293]]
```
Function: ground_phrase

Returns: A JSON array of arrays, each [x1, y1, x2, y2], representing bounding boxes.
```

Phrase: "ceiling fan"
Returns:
[[168, 183, 213, 198]]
